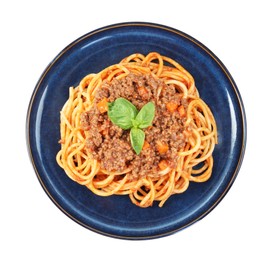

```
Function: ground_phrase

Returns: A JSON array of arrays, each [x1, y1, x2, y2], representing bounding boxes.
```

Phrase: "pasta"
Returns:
[[56, 52, 218, 207]]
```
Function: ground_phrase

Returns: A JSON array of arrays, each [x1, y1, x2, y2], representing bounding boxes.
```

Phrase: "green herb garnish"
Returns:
[[130, 127, 145, 155], [107, 98, 155, 154]]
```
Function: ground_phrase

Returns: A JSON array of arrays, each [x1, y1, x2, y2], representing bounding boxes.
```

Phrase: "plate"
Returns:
[[26, 22, 246, 239]]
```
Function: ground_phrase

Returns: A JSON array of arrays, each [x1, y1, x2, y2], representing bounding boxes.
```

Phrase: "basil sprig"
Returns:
[[108, 98, 155, 154]]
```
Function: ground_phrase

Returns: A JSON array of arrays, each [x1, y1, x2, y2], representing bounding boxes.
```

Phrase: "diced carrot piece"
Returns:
[[156, 141, 169, 154], [137, 86, 149, 98], [100, 129, 108, 136], [178, 105, 186, 117], [142, 141, 150, 150], [158, 160, 169, 170], [97, 98, 108, 113], [166, 102, 178, 112]]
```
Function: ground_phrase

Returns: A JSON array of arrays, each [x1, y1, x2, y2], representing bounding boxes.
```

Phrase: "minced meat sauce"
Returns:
[[80, 73, 189, 180]]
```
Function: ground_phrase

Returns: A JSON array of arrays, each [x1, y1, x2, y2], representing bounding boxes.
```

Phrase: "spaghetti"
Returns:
[[56, 52, 218, 207]]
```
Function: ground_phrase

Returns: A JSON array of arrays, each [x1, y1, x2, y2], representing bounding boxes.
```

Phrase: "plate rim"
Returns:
[[26, 21, 247, 240]]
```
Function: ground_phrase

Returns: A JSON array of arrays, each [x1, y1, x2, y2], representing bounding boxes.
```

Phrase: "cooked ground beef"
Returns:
[[81, 73, 188, 180]]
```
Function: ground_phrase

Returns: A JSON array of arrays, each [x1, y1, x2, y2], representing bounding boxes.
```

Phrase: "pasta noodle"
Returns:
[[56, 52, 218, 207]]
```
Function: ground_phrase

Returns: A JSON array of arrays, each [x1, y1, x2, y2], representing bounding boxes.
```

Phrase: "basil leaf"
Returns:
[[130, 128, 145, 155], [135, 102, 155, 129], [108, 98, 138, 130]]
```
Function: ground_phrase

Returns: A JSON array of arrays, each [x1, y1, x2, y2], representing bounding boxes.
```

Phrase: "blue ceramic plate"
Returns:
[[26, 22, 246, 239]]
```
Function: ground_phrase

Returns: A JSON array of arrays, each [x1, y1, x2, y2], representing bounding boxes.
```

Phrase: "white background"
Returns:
[[1, 0, 273, 259]]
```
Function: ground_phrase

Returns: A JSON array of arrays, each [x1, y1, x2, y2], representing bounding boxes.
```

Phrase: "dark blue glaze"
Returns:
[[26, 22, 246, 239]]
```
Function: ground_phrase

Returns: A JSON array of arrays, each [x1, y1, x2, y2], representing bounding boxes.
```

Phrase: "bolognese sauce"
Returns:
[[81, 73, 189, 180]]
